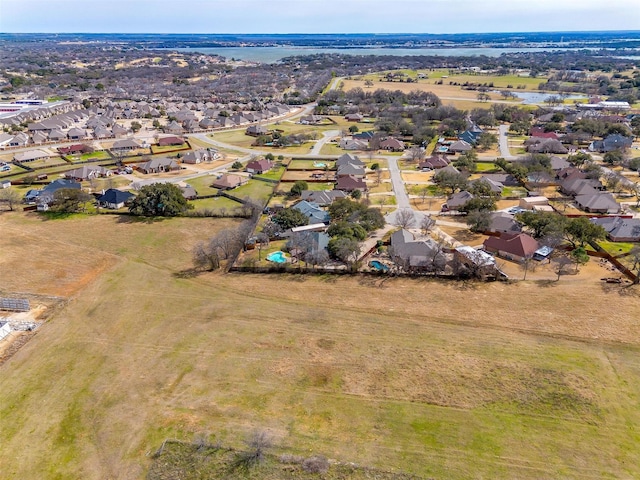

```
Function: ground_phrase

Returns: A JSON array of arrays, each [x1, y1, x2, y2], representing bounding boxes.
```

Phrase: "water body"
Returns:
[[169, 46, 576, 63], [506, 91, 587, 104]]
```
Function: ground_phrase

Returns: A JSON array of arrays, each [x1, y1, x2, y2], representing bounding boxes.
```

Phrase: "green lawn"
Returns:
[[598, 240, 639, 257], [476, 162, 498, 172], [288, 160, 336, 170], [190, 196, 242, 212], [0, 163, 29, 177], [187, 174, 220, 196], [319, 143, 346, 155], [19, 157, 67, 169], [232, 180, 276, 204], [253, 165, 286, 181], [77, 151, 111, 161], [502, 187, 528, 198], [150, 144, 190, 154], [408, 184, 440, 196]]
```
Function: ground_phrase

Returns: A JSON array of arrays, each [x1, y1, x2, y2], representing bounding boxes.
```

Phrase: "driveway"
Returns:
[[498, 124, 517, 160], [309, 129, 339, 155], [384, 155, 426, 227]]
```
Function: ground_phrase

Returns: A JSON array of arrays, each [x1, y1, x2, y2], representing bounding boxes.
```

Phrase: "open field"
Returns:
[[341, 79, 509, 103], [2, 212, 640, 479]]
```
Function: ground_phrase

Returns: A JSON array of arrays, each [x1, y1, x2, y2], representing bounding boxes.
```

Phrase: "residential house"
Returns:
[[483, 232, 540, 262], [13, 149, 50, 163], [37, 179, 82, 206], [574, 192, 620, 214], [299, 115, 324, 125], [67, 127, 87, 140], [448, 140, 473, 153], [337, 162, 366, 178], [245, 124, 268, 136], [9, 132, 30, 147], [560, 178, 603, 196], [486, 212, 522, 234], [336, 153, 364, 167], [529, 127, 559, 140], [97, 188, 134, 209], [390, 229, 446, 272], [292, 200, 330, 224], [137, 157, 179, 174], [182, 149, 218, 164], [472, 177, 503, 195], [518, 196, 550, 211], [164, 121, 184, 135], [335, 175, 367, 192], [589, 134, 633, 153], [459, 130, 482, 145], [212, 174, 248, 190], [179, 185, 198, 200], [157, 136, 184, 147], [64, 165, 112, 181], [443, 191, 474, 211], [111, 124, 129, 137], [58, 144, 90, 155], [48, 129, 68, 142], [32, 131, 49, 144], [454, 246, 500, 280], [339, 138, 369, 150], [344, 113, 363, 122], [591, 217, 640, 242], [419, 155, 449, 170], [246, 158, 273, 174], [380, 137, 405, 152], [300, 189, 347, 206], [199, 118, 218, 129], [525, 138, 568, 154], [0, 133, 14, 148], [112, 139, 141, 151]]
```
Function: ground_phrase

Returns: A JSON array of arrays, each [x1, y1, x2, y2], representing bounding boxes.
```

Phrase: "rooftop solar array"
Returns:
[[0, 298, 30, 312]]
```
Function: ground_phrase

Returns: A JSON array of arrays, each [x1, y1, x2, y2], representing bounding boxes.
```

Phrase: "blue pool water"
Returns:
[[267, 251, 287, 263], [313, 162, 327, 168], [370, 260, 389, 272]]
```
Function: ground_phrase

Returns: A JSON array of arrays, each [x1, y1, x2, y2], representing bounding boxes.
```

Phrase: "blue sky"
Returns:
[[1, 0, 639, 33]]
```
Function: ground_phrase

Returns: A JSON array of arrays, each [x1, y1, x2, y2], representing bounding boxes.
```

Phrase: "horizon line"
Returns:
[[2, 30, 640, 36]]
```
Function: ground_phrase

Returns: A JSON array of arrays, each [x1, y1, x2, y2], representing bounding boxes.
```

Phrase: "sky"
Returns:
[[1, 0, 639, 34]]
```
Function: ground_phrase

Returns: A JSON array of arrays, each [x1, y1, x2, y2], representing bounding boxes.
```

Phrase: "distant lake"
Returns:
[[505, 91, 587, 104], [167, 46, 576, 63]]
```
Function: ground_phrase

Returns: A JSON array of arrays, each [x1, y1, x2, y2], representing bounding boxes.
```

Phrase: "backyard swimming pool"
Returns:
[[266, 251, 287, 263], [313, 162, 327, 168], [370, 260, 389, 272]]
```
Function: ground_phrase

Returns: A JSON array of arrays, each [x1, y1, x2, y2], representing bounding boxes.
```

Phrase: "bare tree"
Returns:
[[192, 241, 220, 271], [406, 146, 425, 163], [233, 430, 273, 471], [0, 188, 22, 211], [627, 246, 640, 285], [552, 254, 573, 281], [520, 254, 536, 280], [394, 208, 416, 229], [421, 214, 436, 235]]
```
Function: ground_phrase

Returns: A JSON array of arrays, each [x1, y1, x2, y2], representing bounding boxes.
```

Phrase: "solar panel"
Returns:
[[0, 298, 30, 312]]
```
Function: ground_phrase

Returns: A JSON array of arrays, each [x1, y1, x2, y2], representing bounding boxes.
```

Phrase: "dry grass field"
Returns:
[[1, 212, 640, 479]]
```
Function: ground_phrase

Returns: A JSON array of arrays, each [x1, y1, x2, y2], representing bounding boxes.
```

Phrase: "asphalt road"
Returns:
[[384, 155, 426, 227], [498, 124, 517, 160]]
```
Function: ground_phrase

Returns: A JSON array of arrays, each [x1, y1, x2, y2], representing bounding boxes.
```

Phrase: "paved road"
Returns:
[[309, 129, 339, 155], [384, 155, 426, 227], [498, 124, 517, 160]]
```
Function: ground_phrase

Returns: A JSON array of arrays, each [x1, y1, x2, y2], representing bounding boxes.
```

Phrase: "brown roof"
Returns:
[[483, 233, 539, 258], [212, 174, 246, 189]]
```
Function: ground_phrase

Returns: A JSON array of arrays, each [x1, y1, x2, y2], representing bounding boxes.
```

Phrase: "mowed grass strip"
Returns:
[[1, 213, 640, 479]]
